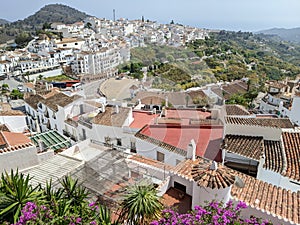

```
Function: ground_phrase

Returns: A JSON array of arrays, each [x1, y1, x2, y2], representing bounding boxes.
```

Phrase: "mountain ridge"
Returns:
[[0, 19, 10, 25], [0, 4, 92, 44], [256, 27, 300, 44]]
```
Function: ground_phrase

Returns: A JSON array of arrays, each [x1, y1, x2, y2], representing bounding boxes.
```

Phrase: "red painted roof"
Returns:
[[129, 111, 159, 129], [2, 131, 31, 147], [166, 108, 211, 119], [140, 124, 223, 161]]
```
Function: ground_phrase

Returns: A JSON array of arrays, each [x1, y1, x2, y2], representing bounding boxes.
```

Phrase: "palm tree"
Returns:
[[118, 184, 163, 225], [0, 170, 43, 223]]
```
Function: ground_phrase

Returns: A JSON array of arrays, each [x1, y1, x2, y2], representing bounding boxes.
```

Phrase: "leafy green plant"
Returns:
[[0, 170, 43, 223]]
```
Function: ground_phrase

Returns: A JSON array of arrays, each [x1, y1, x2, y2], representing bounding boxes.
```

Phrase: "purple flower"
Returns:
[[76, 217, 82, 223], [88, 202, 96, 207], [90, 221, 97, 225], [235, 201, 247, 211]]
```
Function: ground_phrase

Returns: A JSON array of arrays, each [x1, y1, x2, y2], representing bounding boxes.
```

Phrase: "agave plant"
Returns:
[[58, 176, 89, 215], [118, 184, 163, 225], [0, 170, 43, 223]]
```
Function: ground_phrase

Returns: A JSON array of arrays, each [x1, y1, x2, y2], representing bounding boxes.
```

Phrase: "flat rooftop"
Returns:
[[139, 124, 223, 161], [129, 111, 159, 129]]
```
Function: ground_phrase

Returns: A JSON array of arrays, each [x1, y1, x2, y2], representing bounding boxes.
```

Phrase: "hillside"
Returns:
[[0, 4, 91, 44], [257, 27, 300, 44], [0, 19, 10, 25], [126, 31, 300, 91]]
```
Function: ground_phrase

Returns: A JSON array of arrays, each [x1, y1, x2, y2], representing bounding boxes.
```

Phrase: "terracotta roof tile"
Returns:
[[231, 171, 300, 225], [92, 106, 130, 127], [41, 93, 81, 111], [24, 95, 44, 110], [282, 132, 300, 182], [225, 117, 294, 128], [263, 140, 284, 173], [191, 161, 236, 189], [171, 157, 300, 224], [225, 104, 250, 116], [223, 135, 263, 160]]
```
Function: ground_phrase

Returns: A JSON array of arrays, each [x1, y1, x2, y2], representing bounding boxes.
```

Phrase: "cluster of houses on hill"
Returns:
[[0, 17, 208, 81], [0, 75, 299, 224]]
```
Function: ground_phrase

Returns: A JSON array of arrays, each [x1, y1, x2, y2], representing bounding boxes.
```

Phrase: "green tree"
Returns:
[[10, 89, 24, 99], [1, 83, 9, 94], [118, 184, 163, 225], [85, 22, 92, 29]]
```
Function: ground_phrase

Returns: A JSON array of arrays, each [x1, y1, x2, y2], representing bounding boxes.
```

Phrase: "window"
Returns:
[[63, 44, 67, 47], [157, 151, 165, 162], [117, 138, 122, 146], [130, 139, 136, 153]]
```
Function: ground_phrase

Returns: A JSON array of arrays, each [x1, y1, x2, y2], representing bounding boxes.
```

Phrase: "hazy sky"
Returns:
[[1, 0, 300, 31]]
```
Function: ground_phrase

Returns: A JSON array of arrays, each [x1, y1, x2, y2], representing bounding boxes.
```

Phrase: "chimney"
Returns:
[[165, 96, 169, 107], [153, 108, 156, 114], [38, 140, 44, 152], [101, 103, 105, 113], [187, 139, 196, 161], [210, 161, 218, 170], [161, 106, 167, 117], [45, 82, 49, 91], [115, 105, 119, 114]]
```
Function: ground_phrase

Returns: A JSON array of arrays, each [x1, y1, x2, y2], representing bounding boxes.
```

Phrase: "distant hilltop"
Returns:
[[256, 27, 300, 44], [14, 4, 91, 27], [0, 19, 10, 25], [0, 4, 92, 44]]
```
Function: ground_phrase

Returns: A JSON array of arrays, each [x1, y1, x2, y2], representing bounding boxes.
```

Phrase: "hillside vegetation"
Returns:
[[189, 31, 300, 81], [0, 4, 91, 44], [257, 27, 300, 44], [127, 31, 300, 90]]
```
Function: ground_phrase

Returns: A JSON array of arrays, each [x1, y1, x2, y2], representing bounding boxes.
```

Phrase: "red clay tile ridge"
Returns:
[[225, 117, 294, 129], [282, 131, 300, 182], [223, 135, 264, 161], [134, 125, 187, 157], [191, 161, 236, 189], [0, 142, 33, 154], [231, 169, 300, 225], [225, 104, 250, 116]]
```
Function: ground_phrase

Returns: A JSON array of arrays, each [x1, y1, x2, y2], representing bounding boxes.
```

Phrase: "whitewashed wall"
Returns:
[[0, 146, 38, 173], [224, 124, 282, 141], [257, 167, 300, 192], [0, 116, 27, 132], [135, 138, 186, 166], [192, 183, 232, 208]]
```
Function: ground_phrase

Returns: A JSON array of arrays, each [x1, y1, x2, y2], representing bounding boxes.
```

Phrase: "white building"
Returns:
[[55, 38, 85, 50], [71, 47, 121, 76], [0, 132, 38, 173], [278, 92, 300, 126]]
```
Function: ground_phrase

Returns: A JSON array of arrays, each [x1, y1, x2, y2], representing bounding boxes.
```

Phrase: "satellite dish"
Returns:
[[234, 176, 245, 188]]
